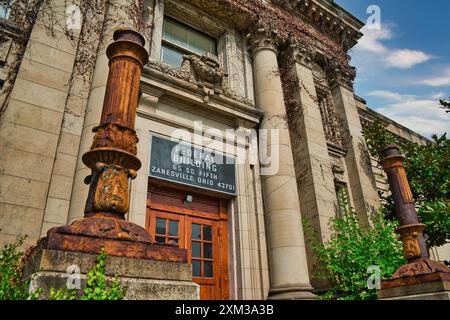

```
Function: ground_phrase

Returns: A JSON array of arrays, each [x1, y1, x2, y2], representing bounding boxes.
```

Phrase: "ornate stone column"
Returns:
[[329, 65, 380, 223], [247, 25, 315, 300]]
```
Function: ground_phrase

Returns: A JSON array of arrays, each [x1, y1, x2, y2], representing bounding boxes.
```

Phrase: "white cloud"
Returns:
[[376, 99, 450, 138], [431, 92, 447, 99], [368, 90, 405, 101], [354, 24, 432, 69], [356, 25, 393, 54], [385, 50, 432, 69], [420, 68, 450, 87]]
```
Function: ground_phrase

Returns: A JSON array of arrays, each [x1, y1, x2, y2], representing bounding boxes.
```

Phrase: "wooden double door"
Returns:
[[146, 184, 229, 300]]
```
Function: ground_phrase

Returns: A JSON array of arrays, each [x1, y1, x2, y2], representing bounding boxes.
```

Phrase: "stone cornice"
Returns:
[[272, 0, 364, 49]]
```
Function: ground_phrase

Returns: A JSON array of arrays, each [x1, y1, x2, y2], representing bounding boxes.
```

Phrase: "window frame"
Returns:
[[161, 16, 218, 67], [147, 210, 186, 248]]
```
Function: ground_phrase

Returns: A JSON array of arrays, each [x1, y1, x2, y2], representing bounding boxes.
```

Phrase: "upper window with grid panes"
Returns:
[[161, 16, 217, 68]]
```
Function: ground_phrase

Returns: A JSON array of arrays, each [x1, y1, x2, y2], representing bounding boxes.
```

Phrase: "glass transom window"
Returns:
[[161, 17, 217, 68]]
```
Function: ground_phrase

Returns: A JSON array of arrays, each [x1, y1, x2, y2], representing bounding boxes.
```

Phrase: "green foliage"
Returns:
[[362, 120, 397, 157], [49, 248, 127, 301], [440, 98, 450, 113], [418, 200, 450, 248], [0, 236, 125, 300], [305, 209, 405, 300], [363, 120, 450, 247], [48, 287, 78, 300], [80, 248, 126, 300], [0, 236, 40, 300]]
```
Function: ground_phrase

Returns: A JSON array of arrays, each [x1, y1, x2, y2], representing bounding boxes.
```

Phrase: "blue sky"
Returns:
[[335, 0, 450, 138]]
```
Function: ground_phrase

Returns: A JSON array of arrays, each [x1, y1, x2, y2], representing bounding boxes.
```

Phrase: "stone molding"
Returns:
[[290, 42, 317, 68], [141, 64, 263, 129], [316, 89, 346, 150], [327, 63, 357, 91], [146, 58, 254, 106]]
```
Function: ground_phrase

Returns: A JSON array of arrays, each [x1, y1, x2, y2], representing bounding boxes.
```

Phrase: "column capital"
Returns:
[[246, 21, 279, 56], [290, 41, 317, 68], [327, 63, 356, 91]]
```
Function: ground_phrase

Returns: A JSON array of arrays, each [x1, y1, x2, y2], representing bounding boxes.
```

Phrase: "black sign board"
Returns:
[[149, 136, 237, 195]]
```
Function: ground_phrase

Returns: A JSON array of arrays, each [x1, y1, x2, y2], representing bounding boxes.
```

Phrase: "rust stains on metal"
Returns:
[[382, 268, 450, 289], [44, 232, 187, 263], [43, 29, 187, 262], [380, 144, 450, 279]]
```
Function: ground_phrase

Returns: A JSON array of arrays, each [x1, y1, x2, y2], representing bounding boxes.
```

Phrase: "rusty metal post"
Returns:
[[82, 29, 147, 221], [380, 145, 449, 279], [42, 29, 186, 262]]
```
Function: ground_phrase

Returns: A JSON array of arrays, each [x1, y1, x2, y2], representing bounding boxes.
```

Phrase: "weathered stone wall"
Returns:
[[0, 0, 84, 246]]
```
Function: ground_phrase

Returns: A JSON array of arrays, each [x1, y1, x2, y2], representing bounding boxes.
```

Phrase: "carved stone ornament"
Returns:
[[291, 41, 317, 68], [246, 20, 279, 54], [328, 63, 357, 90], [93, 162, 137, 215], [91, 123, 139, 155], [311, 62, 326, 83], [179, 54, 226, 102], [332, 164, 345, 183], [147, 57, 253, 105], [317, 90, 346, 148]]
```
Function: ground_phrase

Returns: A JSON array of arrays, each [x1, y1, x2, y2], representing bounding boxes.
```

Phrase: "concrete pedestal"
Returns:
[[25, 248, 199, 300], [379, 273, 450, 300]]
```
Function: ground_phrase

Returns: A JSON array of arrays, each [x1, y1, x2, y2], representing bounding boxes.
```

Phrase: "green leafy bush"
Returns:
[[0, 235, 125, 300], [363, 120, 450, 247], [0, 236, 39, 300], [306, 209, 405, 300]]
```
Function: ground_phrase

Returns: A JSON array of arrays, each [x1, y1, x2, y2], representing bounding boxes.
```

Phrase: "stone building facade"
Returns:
[[0, 0, 448, 299]]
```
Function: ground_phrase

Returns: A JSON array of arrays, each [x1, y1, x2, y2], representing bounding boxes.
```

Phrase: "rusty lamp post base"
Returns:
[[39, 29, 186, 263], [379, 145, 450, 299]]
